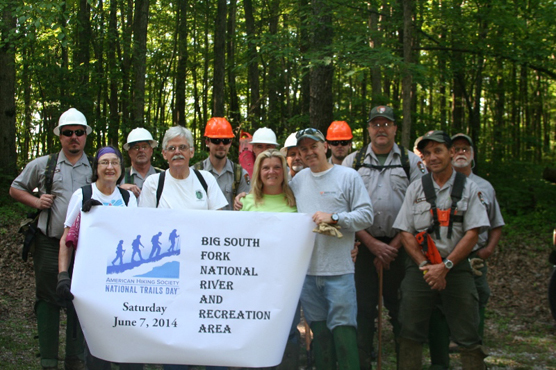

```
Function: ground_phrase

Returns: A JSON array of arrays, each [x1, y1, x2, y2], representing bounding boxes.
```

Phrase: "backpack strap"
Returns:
[[156, 171, 166, 208], [124, 167, 133, 185], [421, 173, 441, 239], [118, 187, 130, 206], [447, 172, 466, 239], [43, 153, 59, 237], [81, 184, 129, 207], [232, 161, 245, 197], [398, 145, 410, 179], [81, 184, 93, 206], [354, 144, 411, 179], [352, 144, 369, 171], [193, 169, 209, 194]]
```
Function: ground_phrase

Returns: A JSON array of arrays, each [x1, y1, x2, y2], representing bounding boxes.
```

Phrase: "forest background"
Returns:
[[1, 0, 556, 368], [2, 0, 556, 230]]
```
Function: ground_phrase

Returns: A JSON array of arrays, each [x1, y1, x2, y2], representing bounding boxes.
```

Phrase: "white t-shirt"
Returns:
[[139, 170, 228, 210], [64, 183, 137, 227]]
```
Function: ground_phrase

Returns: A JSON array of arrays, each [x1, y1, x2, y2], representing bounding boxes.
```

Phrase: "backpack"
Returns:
[[155, 169, 208, 208], [81, 184, 130, 207], [352, 144, 411, 179], [421, 172, 466, 240], [193, 160, 246, 197]]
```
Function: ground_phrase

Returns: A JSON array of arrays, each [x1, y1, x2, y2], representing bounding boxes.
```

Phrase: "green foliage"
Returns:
[[480, 160, 556, 236]]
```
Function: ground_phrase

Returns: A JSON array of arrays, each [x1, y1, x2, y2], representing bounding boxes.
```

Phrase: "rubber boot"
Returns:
[[478, 306, 486, 339], [332, 325, 360, 370], [460, 345, 486, 370], [276, 331, 300, 370], [310, 321, 336, 370], [36, 300, 60, 369], [398, 338, 422, 370], [428, 308, 450, 369]]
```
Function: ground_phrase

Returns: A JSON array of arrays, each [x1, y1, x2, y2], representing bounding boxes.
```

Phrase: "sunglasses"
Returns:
[[296, 128, 321, 138], [328, 140, 351, 146], [61, 129, 86, 137], [209, 138, 232, 145]]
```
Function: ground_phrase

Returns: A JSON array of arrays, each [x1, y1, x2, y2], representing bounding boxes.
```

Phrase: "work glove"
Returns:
[[313, 223, 343, 238], [57, 271, 74, 301], [82, 199, 103, 212], [469, 258, 484, 276]]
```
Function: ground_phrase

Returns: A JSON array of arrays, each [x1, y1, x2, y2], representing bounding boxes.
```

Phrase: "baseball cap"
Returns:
[[368, 105, 395, 122], [417, 130, 451, 151], [451, 133, 473, 147], [296, 128, 325, 144]]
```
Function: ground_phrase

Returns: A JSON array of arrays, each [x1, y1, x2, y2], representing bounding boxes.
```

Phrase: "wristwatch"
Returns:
[[443, 259, 454, 270], [330, 213, 339, 224]]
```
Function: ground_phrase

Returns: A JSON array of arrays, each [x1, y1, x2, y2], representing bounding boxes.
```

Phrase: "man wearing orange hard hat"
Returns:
[[326, 121, 353, 165], [193, 117, 250, 211]]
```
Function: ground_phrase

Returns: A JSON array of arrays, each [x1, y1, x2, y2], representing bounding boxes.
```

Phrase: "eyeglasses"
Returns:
[[328, 140, 351, 146], [61, 129, 86, 137], [369, 122, 395, 128], [98, 160, 121, 167], [130, 144, 150, 151], [454, 146, 471, 154], [165, 144, 189, 152], [209, 138, 232, 145]]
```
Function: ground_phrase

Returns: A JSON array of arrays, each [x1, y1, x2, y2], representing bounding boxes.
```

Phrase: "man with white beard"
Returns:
[[428, 133, 504, 369]]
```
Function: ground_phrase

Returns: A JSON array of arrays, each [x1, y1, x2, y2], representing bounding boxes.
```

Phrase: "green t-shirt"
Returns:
[[241, 193, 297, 213]]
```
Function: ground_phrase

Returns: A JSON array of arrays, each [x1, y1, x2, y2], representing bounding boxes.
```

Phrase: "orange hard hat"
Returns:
[[326, 121, 353, 141], [204, 117, 234, 138]]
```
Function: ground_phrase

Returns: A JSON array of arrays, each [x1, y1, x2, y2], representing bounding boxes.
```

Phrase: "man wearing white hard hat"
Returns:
[[120, 127, 161, 197], [280, 132, 305, 180], [10, 107, 92, 369], [250, 127, 279, 158]]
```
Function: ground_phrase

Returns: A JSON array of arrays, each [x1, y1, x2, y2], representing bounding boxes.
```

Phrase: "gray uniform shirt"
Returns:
[[11, 151, 92, 239], [393, 169, 489, 258], [468, 172, 505, 251], [290, 165, 374, 275], [195, 157, 251, 211], [342, 143, 426, 238], [121, 165, 158, 189]]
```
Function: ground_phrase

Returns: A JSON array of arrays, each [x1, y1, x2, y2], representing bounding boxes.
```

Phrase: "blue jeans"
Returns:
[[300, 274, 357, 331]]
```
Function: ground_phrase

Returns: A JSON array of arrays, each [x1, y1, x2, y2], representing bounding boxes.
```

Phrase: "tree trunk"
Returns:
[[75, 0, 92, 128], [244, 0, 260, 124], [309, 0, 334, 133], [368, 0, 382, 105], [175, 0, 188, 126], [213, 0, 227, 117], [227, 0, 241, 126], [132, 0, 150, 128], [401, 0, 413, 148], [107, 0, 120, 146], [0, 1, 17, 179]]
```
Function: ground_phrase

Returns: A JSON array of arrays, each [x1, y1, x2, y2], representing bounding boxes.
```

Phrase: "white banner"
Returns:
[[71, 207, 315, 367]]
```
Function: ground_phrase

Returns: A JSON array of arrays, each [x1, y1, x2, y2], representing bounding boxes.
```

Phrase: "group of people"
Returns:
[[10, 105, 503, 370]]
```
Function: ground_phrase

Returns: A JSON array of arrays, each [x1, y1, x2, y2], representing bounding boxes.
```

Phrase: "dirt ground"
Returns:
[[1, 221, 555, 369]]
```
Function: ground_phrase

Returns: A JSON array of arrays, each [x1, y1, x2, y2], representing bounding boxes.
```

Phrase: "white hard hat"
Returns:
[[280, 132, 298, 155], [123, 127, 158, 150], [53, 108, 92, 135], [251, 127, 278, 146]]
